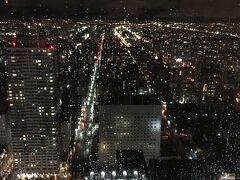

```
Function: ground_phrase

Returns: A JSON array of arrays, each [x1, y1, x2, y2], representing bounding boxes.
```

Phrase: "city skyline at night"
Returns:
[[0, 0, 240, 179]]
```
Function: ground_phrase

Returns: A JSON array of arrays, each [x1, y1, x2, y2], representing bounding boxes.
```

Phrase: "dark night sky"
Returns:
[[1, 0, 240, 18]]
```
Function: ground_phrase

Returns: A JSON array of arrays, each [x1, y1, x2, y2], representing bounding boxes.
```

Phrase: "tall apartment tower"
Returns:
[[0, 115, 10, 145], [98, 105, 161, 164], [6, 41, 60, 173]]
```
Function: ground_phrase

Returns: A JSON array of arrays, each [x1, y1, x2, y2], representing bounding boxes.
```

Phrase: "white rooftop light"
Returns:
[[176, 58, 183, 63], [90, 171, 94, 177], [100, 171, 105, 178], [133, 170, 138, 176], [123, 170, 127, 177], [112, 171, 116, 177]]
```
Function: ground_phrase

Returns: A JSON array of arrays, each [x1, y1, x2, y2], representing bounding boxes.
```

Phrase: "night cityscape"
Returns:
[[0, 0, 240, 180]]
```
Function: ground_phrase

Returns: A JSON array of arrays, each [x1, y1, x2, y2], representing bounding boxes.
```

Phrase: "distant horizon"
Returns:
[[1, 15, 240, 23], [1, 0, 240, 20]]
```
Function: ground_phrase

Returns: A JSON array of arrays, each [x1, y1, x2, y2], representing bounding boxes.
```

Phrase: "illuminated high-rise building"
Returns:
[[6, 42, 60, 173], [0, 115, 9, 145], [98, 105, 161, 164], [0, 46, 9, 146]]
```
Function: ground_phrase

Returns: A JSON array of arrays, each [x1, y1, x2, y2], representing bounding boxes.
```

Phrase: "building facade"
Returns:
[[98, 105, 161, 164], [6, 46, 60, 173], [0, 115, 9, 145]]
